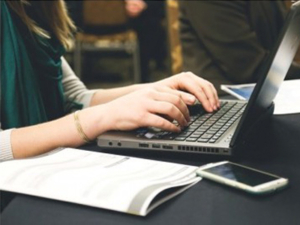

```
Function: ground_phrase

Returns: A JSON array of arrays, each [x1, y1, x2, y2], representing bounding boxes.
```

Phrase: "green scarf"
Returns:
[[1, 1, 67, 129]]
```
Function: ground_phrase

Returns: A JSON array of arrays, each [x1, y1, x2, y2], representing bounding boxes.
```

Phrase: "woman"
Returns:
[[0, 0, 219, 162]]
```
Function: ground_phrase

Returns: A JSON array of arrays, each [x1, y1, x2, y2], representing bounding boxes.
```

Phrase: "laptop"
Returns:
[[97, 2, 300, 156]]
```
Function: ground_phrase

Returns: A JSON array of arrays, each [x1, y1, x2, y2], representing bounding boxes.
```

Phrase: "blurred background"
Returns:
[[64, 0, 300, 91], [64, 0, 182, 90]]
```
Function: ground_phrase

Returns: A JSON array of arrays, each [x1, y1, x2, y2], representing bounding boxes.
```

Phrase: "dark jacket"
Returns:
[[179, 0, 300, 94]]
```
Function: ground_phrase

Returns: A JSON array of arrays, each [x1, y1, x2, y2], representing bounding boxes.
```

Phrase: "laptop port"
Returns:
[[139, 143, 149, 148], [163, 145, 173, 150], [152, 144, 161, 148]]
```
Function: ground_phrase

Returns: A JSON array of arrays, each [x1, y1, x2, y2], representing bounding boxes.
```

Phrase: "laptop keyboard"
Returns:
[[137, 101, 247, 143], [172, 101, 246, 143]]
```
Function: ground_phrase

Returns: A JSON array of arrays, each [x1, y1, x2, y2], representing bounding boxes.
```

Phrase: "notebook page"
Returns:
[[0, 148, 200, 216]]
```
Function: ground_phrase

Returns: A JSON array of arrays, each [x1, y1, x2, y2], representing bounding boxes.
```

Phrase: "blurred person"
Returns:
[[125, 0, 167, 82], [0, 0, 219, 162], [179, 0, 300, 95]]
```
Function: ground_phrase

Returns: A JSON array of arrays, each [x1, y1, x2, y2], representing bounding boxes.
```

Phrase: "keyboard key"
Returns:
[[197, 138, 209, 143], [201, 134, 213, 139], [186, 137, 198, 142], [189, 133, 200, 137], [175, 137, 186, 141]]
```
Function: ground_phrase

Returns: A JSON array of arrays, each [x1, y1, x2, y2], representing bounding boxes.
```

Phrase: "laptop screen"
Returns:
[[230, 1, 300, 146]]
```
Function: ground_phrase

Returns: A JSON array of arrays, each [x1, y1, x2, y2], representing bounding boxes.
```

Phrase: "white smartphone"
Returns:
[[196, 161, 289, 194]]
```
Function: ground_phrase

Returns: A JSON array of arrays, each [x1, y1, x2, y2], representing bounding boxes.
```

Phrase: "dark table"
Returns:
[[1, 114, 300, 225]]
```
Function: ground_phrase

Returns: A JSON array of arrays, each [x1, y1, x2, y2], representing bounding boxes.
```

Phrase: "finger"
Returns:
[[177, 73, 218, 112], [198, 81, 219, 111], [149, 100, 188, 127], [154, 86, 196, 106], [202, 80, 220, 109], [194, 88, 214, 112], [177, 78, 214, 112], [144, 113, 181, 133], [208, 81, 220, 108], [176, 91, 196, 105], [151, 90, 190, 122]]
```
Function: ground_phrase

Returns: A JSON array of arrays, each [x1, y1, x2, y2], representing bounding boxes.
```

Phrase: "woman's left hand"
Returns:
[[152, 72, 220, 112]]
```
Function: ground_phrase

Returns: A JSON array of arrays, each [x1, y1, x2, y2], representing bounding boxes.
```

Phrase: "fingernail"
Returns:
[[189, 96, 196, 104], [193, 99, 200, 105], [184, 120, 188, 126]]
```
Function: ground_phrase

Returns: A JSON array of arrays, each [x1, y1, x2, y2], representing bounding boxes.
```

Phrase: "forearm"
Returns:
[[90, 83, 148, 106], [11, 106, 110, 159], [61, 57, 149, 107]]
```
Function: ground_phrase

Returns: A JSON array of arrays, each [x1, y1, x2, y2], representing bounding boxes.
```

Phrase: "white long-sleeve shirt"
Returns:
[[0, 57, 96, 162]]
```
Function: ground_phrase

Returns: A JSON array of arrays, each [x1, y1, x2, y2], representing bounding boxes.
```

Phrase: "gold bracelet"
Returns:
[[73, 110, 92, 143]]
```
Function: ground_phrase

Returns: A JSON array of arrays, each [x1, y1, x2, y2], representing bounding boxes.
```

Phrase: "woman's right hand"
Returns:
[[97, 87, 193, 134]]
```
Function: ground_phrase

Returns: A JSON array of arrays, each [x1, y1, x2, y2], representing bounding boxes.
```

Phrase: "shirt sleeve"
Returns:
[[0, 59, 97, 162], [0, 129, 14, 162], [61, 57, 96, 110]]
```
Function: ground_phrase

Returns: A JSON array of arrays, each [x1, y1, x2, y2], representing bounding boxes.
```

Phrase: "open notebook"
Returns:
[[0, 148, 200, 216]]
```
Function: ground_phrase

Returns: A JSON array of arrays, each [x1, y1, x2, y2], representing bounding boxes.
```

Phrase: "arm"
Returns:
[[0, 129, 14, 161], [61, 57, 147, 106], [2, 61, 219, 161], [61, 57, 96, 109], [61, 56, 219, 109]]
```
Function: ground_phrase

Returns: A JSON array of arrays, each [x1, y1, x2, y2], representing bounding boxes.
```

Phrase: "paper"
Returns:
[[0, 148, 200, 216], [221, 79, 300, 115]]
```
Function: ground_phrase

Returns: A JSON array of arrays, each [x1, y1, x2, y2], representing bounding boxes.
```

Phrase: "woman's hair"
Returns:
[[7, 0, 76, 49]]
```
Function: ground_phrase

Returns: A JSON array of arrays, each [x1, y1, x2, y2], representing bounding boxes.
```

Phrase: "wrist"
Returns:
[[73, 111, 93, 143], [131, 83, 148, 91], [78, 106, 112, 140]]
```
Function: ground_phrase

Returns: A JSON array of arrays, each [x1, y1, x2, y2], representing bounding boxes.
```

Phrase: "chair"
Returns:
[[166, 0, 183, 75], [73, 0, 141, 83]]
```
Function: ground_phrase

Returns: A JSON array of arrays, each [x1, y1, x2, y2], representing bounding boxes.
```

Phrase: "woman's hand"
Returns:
[[153, 72, 220, 112], [88, 72, 219, 138], [99, 87, 192, 133]]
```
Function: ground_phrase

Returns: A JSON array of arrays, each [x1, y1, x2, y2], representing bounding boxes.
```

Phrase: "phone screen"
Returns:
[[203, 163, 279, 186]]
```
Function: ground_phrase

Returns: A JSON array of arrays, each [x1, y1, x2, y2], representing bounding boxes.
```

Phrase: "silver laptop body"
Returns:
[[97, 2, 300, 156]]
